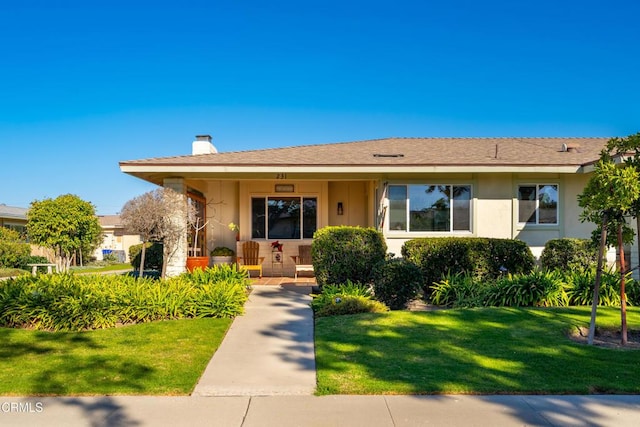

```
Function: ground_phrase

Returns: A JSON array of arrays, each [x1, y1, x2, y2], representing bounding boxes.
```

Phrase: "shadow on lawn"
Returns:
[[0, 327, 154, 395], [316, 307, 640, 396]]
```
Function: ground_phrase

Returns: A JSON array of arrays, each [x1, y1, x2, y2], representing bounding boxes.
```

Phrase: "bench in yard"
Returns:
[[27, 263, 58, 276]]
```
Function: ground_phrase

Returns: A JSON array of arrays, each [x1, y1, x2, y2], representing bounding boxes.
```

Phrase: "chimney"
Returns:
[[192, 134, 218, 155]]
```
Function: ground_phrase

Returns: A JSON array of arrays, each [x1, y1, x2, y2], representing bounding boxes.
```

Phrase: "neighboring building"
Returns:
[[0, 204, 28, 236], [95, 215, 142, 263], [119, 134, 621, 277]]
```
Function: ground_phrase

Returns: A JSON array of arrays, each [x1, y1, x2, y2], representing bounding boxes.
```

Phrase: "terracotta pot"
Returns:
[[186, 256, 210, 272]]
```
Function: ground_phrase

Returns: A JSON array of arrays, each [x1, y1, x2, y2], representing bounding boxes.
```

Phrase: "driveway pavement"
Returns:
[[192, 284, 316, 396]]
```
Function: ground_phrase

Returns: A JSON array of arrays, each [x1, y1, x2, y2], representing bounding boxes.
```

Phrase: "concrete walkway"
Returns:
[[2, 395, 640, 426], [192, 284, 316, 396]]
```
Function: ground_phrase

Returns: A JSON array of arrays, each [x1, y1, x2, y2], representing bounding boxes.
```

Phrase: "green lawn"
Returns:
[[0, 268, 28, 278], [70, 263, 132, 274], [315, 306, 640, 395], [0, 318, 231, 395]]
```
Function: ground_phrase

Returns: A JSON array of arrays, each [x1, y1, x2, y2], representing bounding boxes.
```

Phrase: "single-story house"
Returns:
[[0, 204, 28, 236], [119, 135, 625, 277], [94, 215, 142, 263]]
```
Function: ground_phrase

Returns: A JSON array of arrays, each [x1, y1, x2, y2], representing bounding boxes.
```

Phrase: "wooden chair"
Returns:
[[292, 245, 314, 279], [237, 241, 265, 278]]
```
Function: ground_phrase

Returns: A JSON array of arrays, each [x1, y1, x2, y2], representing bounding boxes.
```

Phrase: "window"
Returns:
[[388, 184, 471, 232], [252, 196, 317, 239], [518, 184, 558, 224]]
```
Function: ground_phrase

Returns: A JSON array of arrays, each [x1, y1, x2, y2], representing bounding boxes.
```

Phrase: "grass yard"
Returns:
[[0, 268, 28, 278], [0, 318, 231, 395], [70, 263, 133, 274], [315, 306, 640, 395]]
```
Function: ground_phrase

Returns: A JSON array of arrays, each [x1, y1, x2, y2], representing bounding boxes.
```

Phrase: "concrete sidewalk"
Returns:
[[2, 395, 640, 426], [192, 284, 316, 396]]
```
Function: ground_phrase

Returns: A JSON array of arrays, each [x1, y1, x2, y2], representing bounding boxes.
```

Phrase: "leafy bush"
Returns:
[[563, 268, 639, 307], [312, 226, 387, 288], [0, 228, 31, 268], [373, 258, 422, 309], [16, 255, 49, 271], [129, 242, 163, 271], [402, 237, 535, 295], [0, 265, 249, 331], [540, 238, 598, 272], [311, 281, 388, 317], [484, 270, 568, 307], [210, 247, 235, 256], [430, 272, 487, 308]]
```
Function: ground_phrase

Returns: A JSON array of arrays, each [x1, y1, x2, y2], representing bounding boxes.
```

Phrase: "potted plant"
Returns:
[[228, 222, 240, 241], [211, 246, 235, 266]]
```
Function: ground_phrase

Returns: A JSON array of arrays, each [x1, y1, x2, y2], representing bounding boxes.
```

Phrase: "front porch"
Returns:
[[249, 275, 316, 286]]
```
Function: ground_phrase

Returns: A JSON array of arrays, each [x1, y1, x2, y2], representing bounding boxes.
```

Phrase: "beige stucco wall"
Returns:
[[381, 172, 600, 259], [328, 181, 370, 227], [203, 180, 239, 255]]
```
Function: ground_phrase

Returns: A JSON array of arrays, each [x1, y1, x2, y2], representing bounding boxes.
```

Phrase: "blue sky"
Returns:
[[1, 1, 639, 215]]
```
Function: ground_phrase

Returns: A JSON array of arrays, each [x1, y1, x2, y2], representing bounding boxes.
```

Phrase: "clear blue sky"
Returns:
[[1, 0, 639, 215]]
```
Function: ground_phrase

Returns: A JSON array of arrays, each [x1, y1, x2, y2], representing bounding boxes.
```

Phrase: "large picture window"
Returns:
[[518, 184, 558, 224], [388, 184, 471, 232], [252, 197, 317, 239]]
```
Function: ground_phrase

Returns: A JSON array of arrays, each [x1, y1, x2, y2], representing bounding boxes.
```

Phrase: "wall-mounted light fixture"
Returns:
[[337, 202, 344, 215]]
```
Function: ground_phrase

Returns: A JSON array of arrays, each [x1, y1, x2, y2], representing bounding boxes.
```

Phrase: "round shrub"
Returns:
[[373, 258, 422, 310], [540, 238, 597, 272], [312, 226, 387, 288]]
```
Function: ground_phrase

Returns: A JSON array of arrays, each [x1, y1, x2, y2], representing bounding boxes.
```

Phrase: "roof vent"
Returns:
[[192, 134, 218, 155], [561, 143, 580, 153], [373, 153, 404, 158]]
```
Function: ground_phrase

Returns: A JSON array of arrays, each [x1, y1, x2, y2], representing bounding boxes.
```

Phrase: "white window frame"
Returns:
[[386, 184, 473, 234], [517, 184, 559, 226]]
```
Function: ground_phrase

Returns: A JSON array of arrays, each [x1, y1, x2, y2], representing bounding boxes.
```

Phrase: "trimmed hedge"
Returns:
[[0, 264, 250, 331], [540, 238, 598, 272], [312, 226, 387, 288], [402, 237, 535, 295], [373, 258, 423, 310]]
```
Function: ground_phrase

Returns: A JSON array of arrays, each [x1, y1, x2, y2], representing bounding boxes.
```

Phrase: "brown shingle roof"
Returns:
[[120, 137, 608, 168]]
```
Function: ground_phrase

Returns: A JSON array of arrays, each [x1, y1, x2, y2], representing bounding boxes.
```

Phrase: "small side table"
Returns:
[[271, 251, 284, 276]]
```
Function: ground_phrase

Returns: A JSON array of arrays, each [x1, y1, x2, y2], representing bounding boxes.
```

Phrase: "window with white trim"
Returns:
[[388, 184, 472, 232], [517, 184, 558, 224], [251, 196, 317, 239]]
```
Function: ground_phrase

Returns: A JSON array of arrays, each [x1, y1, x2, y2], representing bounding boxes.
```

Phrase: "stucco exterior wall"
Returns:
[[328, 181, 370, 227], [203, 180, 239, 255]]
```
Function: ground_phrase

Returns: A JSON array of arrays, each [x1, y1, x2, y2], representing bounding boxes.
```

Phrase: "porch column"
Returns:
[[163, 178, 188, 277]]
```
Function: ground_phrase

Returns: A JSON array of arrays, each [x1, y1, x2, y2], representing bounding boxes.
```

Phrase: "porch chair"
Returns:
[[237, 241, 265, 278], [292, 244, 314, 279]]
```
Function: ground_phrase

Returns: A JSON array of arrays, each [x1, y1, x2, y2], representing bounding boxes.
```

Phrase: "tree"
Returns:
[[120, 187, 194, 278], [578, 142, 640, 345], [120, 189, 168, 275], [27, 194, 102, 273]]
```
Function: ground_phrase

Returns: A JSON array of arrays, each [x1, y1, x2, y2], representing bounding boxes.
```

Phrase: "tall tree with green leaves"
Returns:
[[603, 133, 640, 272], [27, 194, 102, 273], [578, 140, 640, 345]]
